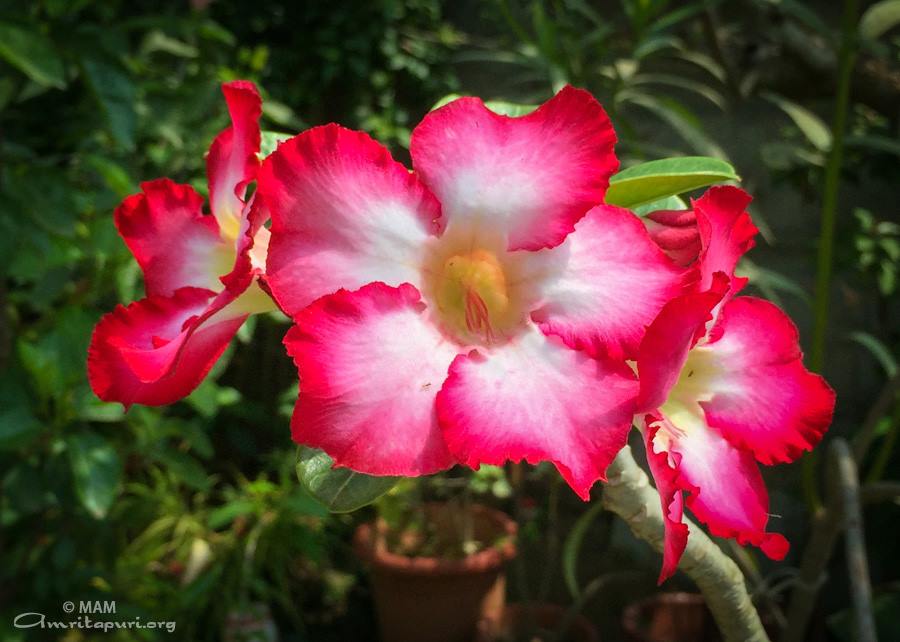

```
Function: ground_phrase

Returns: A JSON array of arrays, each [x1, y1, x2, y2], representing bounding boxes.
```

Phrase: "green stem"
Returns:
[[803, 0, 860, 511], [865, 397, 900, 482], [603, 447, 769, 642]]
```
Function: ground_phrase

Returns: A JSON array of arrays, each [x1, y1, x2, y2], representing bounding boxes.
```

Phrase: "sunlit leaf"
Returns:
[[606, 156, 739, 209], [296, 448, 398, 513], [860, 0, 900, 40], [430, 93, 537, 117], [762, 92, 832, 152], [633, 194, 688, 216], [259, 130, 292, 159]]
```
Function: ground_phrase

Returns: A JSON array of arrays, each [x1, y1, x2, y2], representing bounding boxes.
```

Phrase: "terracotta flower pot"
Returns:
[[622, 592, 720, 642], [354, 503, 517, 642], [475, 603, 599, 642]]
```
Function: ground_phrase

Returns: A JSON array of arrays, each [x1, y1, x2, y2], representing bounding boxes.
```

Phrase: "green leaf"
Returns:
[[80, 54, 137, 150], [848, 331, 898, 377], [67, 432, 122, 518], [484, 100, 538, 117], [845, 134, 900, 157], [296, 448, 398, 513], [430, 94, 536, 117], [621, 92, 727, 158], [259, 130, 292, 159], [0, 22, 65, 88], [0, 370, 41, 451], [631, 73, 726, 110], [207, 500, 256, 529], [860, 0, 900, 40], [430, 93, 462, 111], [632, 194, 688, 216], [738, 258, 811, 306], [562, 502, 605, 598], [762, 92, 832, 152], [606, 157, 739, 209]]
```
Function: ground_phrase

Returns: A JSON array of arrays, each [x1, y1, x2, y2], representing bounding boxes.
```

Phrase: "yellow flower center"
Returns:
[[435, 249, 511, 344]]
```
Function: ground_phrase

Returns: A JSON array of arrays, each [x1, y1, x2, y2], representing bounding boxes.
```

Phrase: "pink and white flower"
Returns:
[[88, 81, 275, 408], [259, 86, 689, 498], [636, 186, 835, 582]]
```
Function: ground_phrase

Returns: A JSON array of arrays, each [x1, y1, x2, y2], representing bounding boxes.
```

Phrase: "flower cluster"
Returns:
[[88, 82, 835, 581]]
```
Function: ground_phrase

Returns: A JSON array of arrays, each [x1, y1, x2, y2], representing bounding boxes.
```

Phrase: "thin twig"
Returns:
[[861, 481, 900, 504], [831, 439, 878, 642]]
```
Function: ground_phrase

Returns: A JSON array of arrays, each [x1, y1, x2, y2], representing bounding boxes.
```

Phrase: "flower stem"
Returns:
[[804, 0, 861, 511], [602, 446, 769, 642]]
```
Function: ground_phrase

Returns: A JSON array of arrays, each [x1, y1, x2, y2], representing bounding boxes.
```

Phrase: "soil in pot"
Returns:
[[622, 592, 721, 642], [354, 502, 517, 642]]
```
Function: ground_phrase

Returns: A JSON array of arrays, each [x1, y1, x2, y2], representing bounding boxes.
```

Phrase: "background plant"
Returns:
[[2, 0, 899, 640]]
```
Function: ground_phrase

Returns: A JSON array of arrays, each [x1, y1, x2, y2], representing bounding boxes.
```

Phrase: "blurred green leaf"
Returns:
[[562, 501, 605, 598], [848, 331, 898, 377], [845, 134, 900, 157], [296, 447, 398, 513], [18, 308, 95, 403], [827, 591, 900, 642], [68, 432, 122, 518], [859, 0, 900, 40], [80, 54, 137, 150], [738, 258, 811, 306], [606, 156, 739, 208], [672, 50, 727, 82], [0, 370, 41, 451], [0, 21, 65, 89], [153, 449, 212, 491], [622, 92, 727, 157], [762, 92, 832, 152], [207, 500, 256, 529], [631, 73, 726, 110]]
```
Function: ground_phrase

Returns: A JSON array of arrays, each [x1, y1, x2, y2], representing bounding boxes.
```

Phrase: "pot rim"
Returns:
[[353, 502, 517, 576], [621, 591, 707, 637]]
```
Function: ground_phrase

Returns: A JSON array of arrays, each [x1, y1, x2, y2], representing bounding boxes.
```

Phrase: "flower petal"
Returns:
[[643, 416, 689, 584], [695, 186, 757, 295], [636, 274, 729, 412], [530, 205, 687, 360], [114, 179, 227, 297], [283, 282, 458, 476], [206, 80, 262, 238], [88, 288, 247, 408], [644, 209, 701, 267], [436, 328, 637, 499], [699, 297, 835, 464], [410, 85, 618, 251], [260, 124, 442, 317], [652, 407, 789, 559]]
